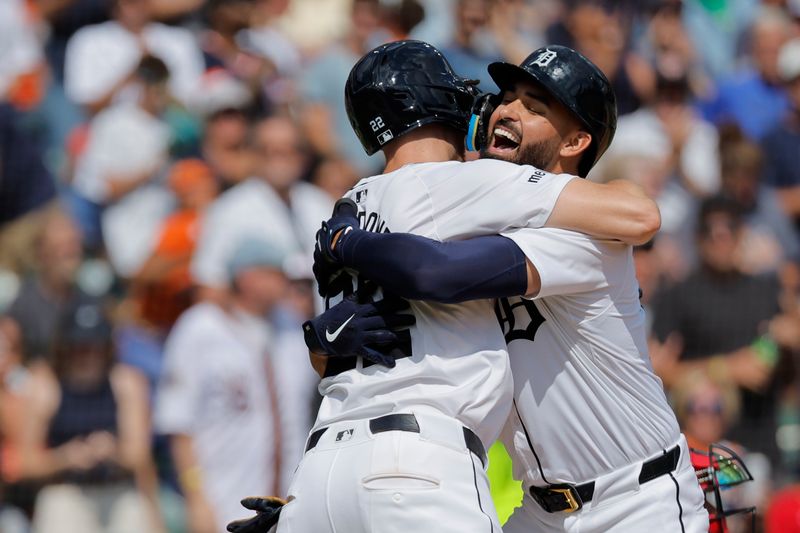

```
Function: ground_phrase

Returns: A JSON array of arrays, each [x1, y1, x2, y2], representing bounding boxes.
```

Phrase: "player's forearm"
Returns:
[[547, 179, 661, 245], [339, 232, 528, 303]]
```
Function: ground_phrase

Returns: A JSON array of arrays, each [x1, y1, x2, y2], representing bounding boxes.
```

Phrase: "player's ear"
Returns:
[[559, 130, 592, 159]]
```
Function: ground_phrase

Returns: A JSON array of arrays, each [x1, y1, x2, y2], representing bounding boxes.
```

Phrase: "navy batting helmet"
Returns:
[[345, 40, 478, 156], [488, 45, 617, 177]]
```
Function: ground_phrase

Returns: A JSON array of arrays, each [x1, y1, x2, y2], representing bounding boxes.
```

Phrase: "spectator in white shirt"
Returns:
[[155, 237, 290, 533], [604, 65, 721, 199], [71, 55, 173, 277], [64, 0, 204, 113], [191, 115, 332, 296]]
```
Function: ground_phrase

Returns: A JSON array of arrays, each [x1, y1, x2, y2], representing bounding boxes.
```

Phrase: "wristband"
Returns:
[[180, 465, 204, 493], [751, 334, 779, 367]]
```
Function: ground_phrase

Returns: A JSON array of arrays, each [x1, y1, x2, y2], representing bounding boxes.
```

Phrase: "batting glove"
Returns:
[[226, 496, 286, 533], [312, 246, 339, 298], [303, 289, 415, 368], [316, 198, 359, 265]]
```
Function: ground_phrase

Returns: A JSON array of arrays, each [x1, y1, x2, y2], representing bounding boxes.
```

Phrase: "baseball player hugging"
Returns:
[[229, 41, 706, 533]]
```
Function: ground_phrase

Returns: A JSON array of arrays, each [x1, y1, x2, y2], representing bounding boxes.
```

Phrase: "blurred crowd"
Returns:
[[2, 0, 800, 531]]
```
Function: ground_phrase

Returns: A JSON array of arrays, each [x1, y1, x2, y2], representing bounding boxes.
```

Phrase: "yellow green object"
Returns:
[[487, 441, 524, 524], [751, 334, 779, 367]]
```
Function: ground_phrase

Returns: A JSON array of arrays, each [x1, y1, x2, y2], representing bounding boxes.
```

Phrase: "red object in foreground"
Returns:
[[690, 444, 755, 533], [765, 486, 800, 533]]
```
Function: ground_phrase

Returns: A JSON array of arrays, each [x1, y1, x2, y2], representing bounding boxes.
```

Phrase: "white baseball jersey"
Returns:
[[315, 159, 575, 446], [154, 303, 282, 531], [497, 227, 681, 485]]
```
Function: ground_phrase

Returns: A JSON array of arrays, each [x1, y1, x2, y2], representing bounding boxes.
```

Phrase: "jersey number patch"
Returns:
[[495, 297, 545, 344]]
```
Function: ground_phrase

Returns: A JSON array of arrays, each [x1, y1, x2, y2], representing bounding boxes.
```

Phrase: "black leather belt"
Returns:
[[305, 413, 486, 467], [529, 444, 681, 513]]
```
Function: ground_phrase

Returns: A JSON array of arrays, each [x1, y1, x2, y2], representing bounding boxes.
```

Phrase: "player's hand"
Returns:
[[312, 246, 339, 297], [226, 496, 286, 533], [313, 198, 361, 295], [316, 198, 359, 265], [303, 289, 415, 368]]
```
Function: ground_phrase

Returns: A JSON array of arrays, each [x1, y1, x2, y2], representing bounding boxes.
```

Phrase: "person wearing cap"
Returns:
[[155, 237, 292, 533], [762, 37, 800, 231], [18, 300, 163, 533], [304, 44, 707, 532]]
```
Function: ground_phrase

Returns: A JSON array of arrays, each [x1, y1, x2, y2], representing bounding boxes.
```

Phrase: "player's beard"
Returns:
[[480, 136, 561, 171]]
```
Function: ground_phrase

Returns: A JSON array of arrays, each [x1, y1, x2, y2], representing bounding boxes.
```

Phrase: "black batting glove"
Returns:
[[303, 290, 415, 368], [226, 496, 286, 533], [314, 198, 361, 296], [312, 246, 339, 298], [316, 198, 359, 264]]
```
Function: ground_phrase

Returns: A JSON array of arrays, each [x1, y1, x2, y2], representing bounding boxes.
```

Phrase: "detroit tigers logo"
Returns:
[[495, 297, 545, 344], [531, 49, 557, 68]]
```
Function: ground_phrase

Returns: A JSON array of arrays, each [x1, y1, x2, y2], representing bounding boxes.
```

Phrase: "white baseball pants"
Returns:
[[504, 435, 709, 533], [276, 411, 501, 533]]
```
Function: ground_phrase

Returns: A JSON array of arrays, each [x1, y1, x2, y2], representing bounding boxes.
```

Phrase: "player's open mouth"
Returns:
[[490, 126, 520, 153]]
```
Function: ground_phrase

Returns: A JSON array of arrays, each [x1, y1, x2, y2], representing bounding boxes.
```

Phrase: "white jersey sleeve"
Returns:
[[415, 159, 575, 240], [154, 313, 204, 435], [501, 227, 630, 299]]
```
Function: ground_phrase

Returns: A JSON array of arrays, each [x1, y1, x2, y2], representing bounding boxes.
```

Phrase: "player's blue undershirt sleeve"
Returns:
[[339, 231, 528, 304]]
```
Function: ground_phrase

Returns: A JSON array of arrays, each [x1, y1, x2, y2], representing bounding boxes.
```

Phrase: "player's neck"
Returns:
[[546, 160, 577, 176], [383, 126, 464, 173]]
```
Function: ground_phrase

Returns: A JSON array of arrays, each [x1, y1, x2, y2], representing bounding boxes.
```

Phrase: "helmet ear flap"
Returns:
[[466, 93, 499, 152]]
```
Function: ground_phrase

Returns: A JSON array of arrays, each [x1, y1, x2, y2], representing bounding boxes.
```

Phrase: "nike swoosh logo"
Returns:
[[325, 314, 356, 342]]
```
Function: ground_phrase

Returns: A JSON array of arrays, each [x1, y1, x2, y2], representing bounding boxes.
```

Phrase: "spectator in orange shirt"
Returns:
[[133, 158, 219, 331], [115, 158, 219, 413]]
